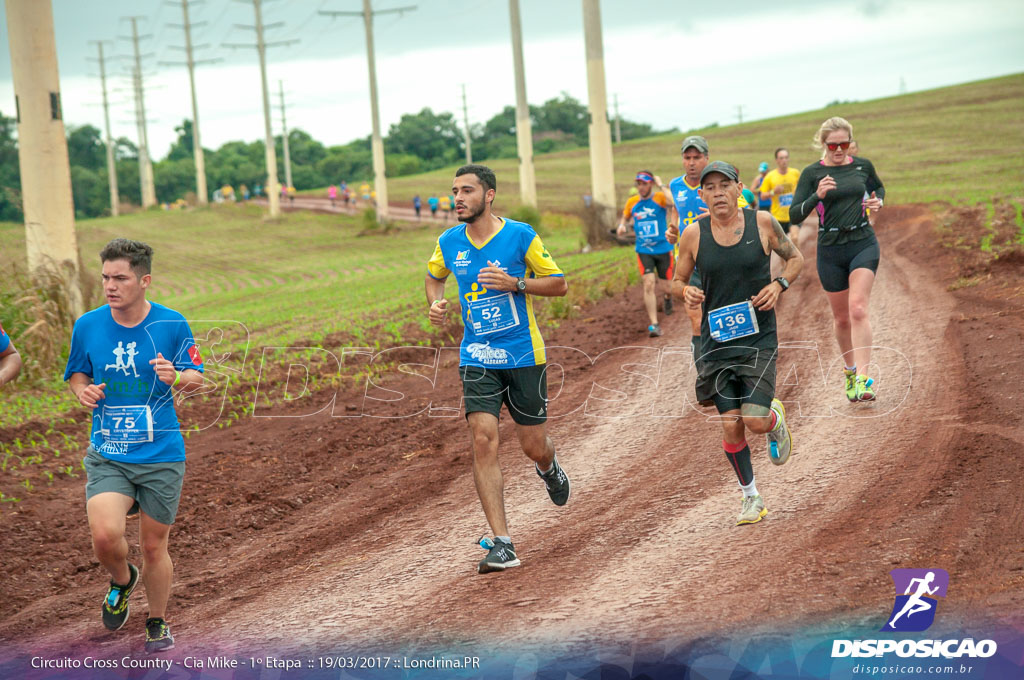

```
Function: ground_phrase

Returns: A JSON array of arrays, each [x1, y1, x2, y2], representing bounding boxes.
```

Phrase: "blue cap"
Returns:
[[758, 161, 769, 172]]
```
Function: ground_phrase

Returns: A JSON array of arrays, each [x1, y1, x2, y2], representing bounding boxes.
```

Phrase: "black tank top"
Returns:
[[696, 209, 777, 358]]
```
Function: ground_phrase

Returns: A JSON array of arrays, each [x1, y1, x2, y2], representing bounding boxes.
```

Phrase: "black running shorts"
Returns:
[[695, 347, 776, 414], [636, 251, 675, 280], [460, 363, 548, 426], [816, 234, 880, 293]]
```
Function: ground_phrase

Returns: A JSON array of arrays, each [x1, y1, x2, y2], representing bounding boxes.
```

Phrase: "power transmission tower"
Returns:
[[88, 41, 120, 217], [160, 0, 222, 205], [461, 83, 472, 164], [508, 0, 536, 207], [613, 92, 621, 144], [582, 0, 615, 229], [5, 0, 84, 315], [223, 0, 299, 218], [278, 80, 292, 190], [320, 2, 416, 223], [120, 16, 158, 207]]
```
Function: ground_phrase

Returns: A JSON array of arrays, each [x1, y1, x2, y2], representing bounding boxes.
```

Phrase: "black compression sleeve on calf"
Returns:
[[725, 444, 754, 486]]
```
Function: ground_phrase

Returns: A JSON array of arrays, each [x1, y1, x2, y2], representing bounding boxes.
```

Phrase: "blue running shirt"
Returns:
[[427, 218, 564, 368], [64, 303, 204, 463], [0, 322, 9, 353], [670, 175, 749, 233], [622, 192, 673, 255]]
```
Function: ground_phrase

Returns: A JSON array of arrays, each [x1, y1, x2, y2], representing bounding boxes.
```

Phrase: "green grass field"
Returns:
[[371, 73, 1024, 212]]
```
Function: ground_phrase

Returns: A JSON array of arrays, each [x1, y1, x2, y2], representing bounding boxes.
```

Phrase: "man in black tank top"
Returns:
[[671, 161, 804, 526]]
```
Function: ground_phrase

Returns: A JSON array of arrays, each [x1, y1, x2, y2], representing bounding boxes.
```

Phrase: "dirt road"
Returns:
[[1, 205, 1021, 663]]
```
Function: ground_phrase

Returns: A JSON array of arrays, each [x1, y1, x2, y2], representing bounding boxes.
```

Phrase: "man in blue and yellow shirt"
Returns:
[[425, 164, 571, 575], [617, 170, 678, 337]]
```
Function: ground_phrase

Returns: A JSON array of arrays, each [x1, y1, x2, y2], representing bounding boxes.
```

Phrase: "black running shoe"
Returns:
[[477, 537, 520, 574], [102, 563, 139, 631], [536, 457, 571, 506], [145, 617, 175, 653], [663, 295, 674, 316], [648, 324, 663, 337]]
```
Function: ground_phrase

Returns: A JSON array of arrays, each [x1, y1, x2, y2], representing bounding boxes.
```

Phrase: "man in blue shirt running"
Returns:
[[425, 164, 571, 575], [65, 239, 204, 653]]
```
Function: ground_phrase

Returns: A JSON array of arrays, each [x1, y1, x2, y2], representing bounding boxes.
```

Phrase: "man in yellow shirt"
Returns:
[[759, 148, 801, 242]]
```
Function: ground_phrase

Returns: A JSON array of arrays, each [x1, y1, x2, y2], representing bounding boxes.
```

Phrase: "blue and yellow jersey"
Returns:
[[622, 192, 673, 255], [0, 322, 9, 353], [670, 175, 749, 233], [427, 218, 563, 369]]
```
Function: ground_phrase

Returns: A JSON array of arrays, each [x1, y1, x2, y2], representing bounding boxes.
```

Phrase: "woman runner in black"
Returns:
[[790, 117, 885, 402], [672, 162, 803, 526]]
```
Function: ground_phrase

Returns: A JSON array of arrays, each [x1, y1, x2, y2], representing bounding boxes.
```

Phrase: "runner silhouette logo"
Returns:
[[881, 568, 949, 632]]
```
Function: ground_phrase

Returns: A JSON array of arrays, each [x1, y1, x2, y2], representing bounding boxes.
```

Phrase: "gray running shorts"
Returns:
[[83, 446, 185, 525]]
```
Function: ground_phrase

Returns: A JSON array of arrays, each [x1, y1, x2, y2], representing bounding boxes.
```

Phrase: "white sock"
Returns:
[[496, 535, 512, 544], [740, 479, 758, 498], [845, 365, 856, 372]]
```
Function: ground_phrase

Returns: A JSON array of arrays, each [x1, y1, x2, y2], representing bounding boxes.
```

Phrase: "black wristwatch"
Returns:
[[515, 277, 527, 293], [774, 276, 790, 292]]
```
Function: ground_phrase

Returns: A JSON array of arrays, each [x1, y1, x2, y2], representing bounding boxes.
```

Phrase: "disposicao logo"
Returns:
[[831, 568, 998, 659], [882, 568, 948, 632]]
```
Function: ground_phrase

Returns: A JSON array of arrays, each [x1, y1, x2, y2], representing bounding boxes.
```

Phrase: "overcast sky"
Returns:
[[2, 0, 1023, 159]]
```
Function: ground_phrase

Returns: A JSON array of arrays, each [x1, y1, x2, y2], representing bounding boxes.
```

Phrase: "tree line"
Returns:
[[0, 93, 667, 220]]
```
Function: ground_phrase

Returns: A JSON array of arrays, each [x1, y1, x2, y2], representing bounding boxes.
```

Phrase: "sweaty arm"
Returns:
[[0, 342, 22, 387], [788, 170, 819, 225], [751, 214, 803, 311]]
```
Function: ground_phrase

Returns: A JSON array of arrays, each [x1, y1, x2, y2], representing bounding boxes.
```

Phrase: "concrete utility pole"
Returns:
[[613, 92, 621, 144], [736, 104, 745, 124], [224, 0, 299, 218], [460, 83, 472, 164], [508, 0, 536, 207], [581, 0, 616, 223], [320, 2, 416, 224], [160, 0, 221, 205], [278, 80, 292, 190], [5, 0, 84, 316], [123, 17, 157, 207], [90, 41, 120, 217]]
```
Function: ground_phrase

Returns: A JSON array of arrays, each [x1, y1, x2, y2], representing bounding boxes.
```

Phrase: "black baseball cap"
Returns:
[[699, 161, 739, 185], [681, 135, 709, 154]]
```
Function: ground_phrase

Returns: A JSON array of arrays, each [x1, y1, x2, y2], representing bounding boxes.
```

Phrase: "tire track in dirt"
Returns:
[[3, 206, 1022, 659]]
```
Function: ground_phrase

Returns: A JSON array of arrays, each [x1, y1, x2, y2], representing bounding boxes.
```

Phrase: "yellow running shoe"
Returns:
[[765, 398, 792, 466], [855, 374, 875, 401], [844, 369, 857, 402]]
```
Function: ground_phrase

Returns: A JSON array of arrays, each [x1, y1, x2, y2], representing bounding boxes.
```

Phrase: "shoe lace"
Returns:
[[146, 619, 167, 639]]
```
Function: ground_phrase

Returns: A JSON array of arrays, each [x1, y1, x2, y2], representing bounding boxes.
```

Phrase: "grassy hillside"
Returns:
[[376, 73, 1024, 212]]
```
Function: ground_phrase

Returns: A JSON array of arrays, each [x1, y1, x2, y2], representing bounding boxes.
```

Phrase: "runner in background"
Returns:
[[617, 170, 678, 337], [752, 162, 772, 213], [413, 194, 422, 221], [428, 194, 440, 218], [328, 184, 338, 207], [789, 117, 885, 402]]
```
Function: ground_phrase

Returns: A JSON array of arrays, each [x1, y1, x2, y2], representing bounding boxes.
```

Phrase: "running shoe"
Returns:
[[844, 369, 857, 402], [477, 537, 520, 574], [144, 617, 175, 653], [648, 324, 663, 337], [101, 563, 139, 631], [855, 374, 876, 401], [663, 295, 674, 316], [736, 494, 767, 526], [765, 398, 792, 466], [536, 456, 571, 506]]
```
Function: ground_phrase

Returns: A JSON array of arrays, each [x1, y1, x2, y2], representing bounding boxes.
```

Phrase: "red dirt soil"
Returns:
[[1, 204, 1022, 659]]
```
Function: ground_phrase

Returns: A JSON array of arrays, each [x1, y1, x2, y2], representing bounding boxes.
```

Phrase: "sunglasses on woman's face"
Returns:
[[825, 140, 852, 151]]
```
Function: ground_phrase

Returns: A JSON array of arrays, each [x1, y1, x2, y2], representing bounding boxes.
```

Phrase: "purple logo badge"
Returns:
[[881, 568, 949, 632]]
